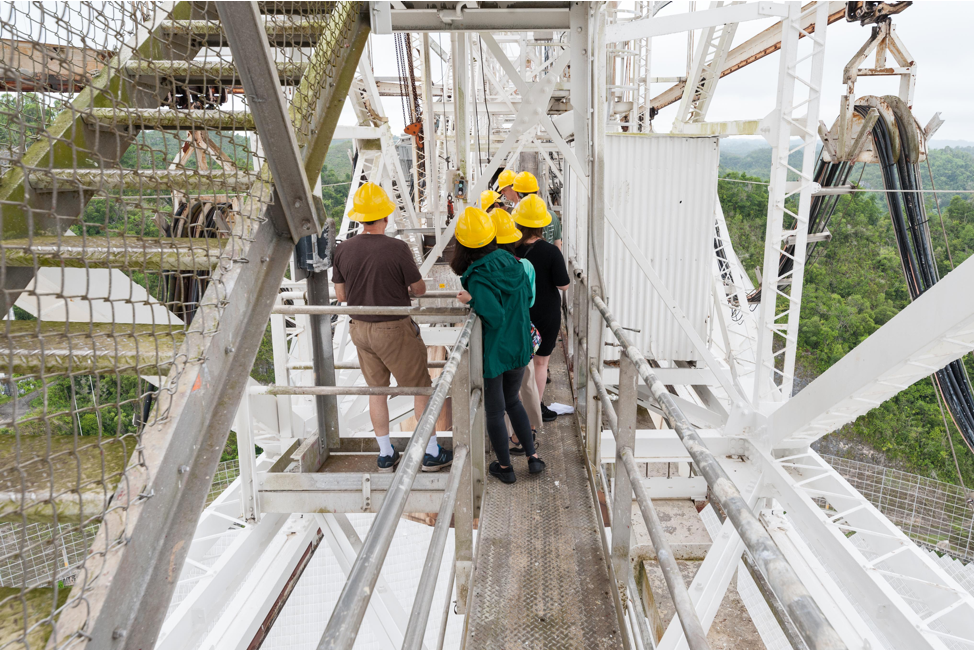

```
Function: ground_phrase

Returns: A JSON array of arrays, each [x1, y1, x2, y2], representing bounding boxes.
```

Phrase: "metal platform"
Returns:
[[464, 342, 625, 649]]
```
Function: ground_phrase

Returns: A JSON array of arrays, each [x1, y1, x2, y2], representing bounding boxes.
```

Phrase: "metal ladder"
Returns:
[[0, 2, 367, 648]]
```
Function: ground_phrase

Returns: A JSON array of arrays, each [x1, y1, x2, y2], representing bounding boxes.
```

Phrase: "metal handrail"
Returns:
[[591, 366, 709, 650], [591, 293, 846, 650], [402, 444, 470, 650], [272, 305, 469, 317], [252, 385, 435, 396], [622, 447, 709, 650], [317, 311, 479, 650]]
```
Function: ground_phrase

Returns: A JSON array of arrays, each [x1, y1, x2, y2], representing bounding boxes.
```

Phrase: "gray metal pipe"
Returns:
[[591, 294, 846, 650], [435, 561, 456, 650], [254, 386, 435, 397], [621, 448, 710, 650], [317, 312, 478, 650], [272, 305, 468, 317], [591, 365, 708, 650], [288, 360, 449, 370], [402, 444, 470, 650]]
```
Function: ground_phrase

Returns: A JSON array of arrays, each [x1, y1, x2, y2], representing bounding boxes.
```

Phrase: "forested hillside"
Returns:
[[719, 144, 974, 485]]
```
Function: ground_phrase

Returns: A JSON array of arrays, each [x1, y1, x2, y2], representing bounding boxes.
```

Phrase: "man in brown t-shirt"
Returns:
[[332, 182, 452, 473]]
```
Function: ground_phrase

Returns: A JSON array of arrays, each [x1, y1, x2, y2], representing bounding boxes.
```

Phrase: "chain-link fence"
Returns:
[[0, 1, 362, 647], [0, 458, 240, 594], [823, 455, 974, 562]]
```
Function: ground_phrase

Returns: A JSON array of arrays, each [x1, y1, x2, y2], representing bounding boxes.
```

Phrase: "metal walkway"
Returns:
[[464, 342, 625, 649]]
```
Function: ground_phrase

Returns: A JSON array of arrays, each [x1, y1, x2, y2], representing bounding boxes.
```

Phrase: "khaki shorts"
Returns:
[[349, 317, 432, 389]]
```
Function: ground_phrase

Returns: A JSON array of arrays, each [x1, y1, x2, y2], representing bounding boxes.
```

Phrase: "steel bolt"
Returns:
[[294, 199, 302, 209], [112, 628, 126, 640], [225, 344, 234, 354], [178, 465, 189, 474], [302, 220, 313, 231]]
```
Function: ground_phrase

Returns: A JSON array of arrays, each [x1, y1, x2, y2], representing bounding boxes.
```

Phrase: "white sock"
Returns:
[[377, 435, 395, 457], [425, 434, 440, 456]]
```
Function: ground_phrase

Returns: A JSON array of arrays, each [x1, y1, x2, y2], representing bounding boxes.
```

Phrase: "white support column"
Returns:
[[672, 1, 739, 128], [752, 1, 828, 403], [421, 34, 440, 230]]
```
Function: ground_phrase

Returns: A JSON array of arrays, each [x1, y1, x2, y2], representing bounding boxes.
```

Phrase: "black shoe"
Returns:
[[509, 431, 539, 456], [377, 449, 400, 473], [541, 403, 557, 422], [422, 446, 453, 472], [528, 456, 546, 475], [489, 461, 516, 484]]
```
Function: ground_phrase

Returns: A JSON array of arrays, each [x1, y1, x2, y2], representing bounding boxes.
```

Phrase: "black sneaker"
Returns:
[[528, 456, 546, 475], [377, 449, 400, 473], [422, 446, 453, 472], [489, 461, 516, 484], [509, 431, 539, 456], [541, 403, 557, 422]]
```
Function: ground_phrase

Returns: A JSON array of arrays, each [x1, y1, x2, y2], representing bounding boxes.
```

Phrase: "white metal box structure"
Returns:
[[602, 134, 719, 362]]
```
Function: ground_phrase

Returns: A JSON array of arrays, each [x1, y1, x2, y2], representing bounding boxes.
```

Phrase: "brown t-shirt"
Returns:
[[331, 233, 423, 322]]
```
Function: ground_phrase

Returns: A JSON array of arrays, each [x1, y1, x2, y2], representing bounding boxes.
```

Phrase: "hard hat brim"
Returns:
[[496, 230, 522, 244]]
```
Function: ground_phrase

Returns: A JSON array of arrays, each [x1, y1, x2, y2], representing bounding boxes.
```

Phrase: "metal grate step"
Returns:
[[464, 344, 625, 649], [161, 17, 330, 47], [122, 60, 308, 85], [0, 321, 183, 375], [28, 169, 256, 193], [84, 108, 256, 131], [0, 237, 224, 271]]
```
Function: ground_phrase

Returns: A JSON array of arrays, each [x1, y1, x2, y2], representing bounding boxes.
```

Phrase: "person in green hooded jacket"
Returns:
[[451, 206, 545, 484]]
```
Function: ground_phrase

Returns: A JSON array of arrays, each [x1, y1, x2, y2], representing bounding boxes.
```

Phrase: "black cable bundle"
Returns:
[[861, 104, 974, 452]]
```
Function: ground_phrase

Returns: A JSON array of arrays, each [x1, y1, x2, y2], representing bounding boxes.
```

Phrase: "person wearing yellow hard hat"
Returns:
[[495, 168, 519, 205], [512, 170, 562, 251], [451, 206, 545, 483], [333, 182, 452, 473], [513, 194, 570, 423], [491, 208, 544, 451], [480, 189, 501, 211]]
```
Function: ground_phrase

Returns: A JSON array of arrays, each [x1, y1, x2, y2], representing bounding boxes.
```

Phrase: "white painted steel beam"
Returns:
[[388, 6, 571, 32], [317, 514, 430, 650], [606, 2, 788, 43], [260, 471, 452, 514], [656, 460, 764, 650], [751, 444, 974, 649], [195, 515, 322, 650], [770, 256, 974, 448], [761, 511, 887, 649]]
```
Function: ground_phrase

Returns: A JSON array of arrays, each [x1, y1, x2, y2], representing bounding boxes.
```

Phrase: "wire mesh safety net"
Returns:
[[0, 2, 361, 647]]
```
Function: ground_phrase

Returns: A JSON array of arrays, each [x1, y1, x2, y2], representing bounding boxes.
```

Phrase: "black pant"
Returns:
[[484, 366, 536, 467]]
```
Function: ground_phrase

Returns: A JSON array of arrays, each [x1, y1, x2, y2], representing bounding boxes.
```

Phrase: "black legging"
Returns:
[[484, 366, 536, 467]]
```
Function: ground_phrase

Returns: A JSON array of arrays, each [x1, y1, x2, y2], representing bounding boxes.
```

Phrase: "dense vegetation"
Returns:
[[719, 145, 974, 485]]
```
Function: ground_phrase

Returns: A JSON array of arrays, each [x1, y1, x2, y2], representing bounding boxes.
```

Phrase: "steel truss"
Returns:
[[6, 2, 973, 649]]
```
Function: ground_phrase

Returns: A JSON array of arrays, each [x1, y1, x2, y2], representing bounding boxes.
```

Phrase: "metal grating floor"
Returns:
[[464, 342, 625, 649]]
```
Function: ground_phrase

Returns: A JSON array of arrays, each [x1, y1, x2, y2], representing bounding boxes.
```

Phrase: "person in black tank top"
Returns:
[[513, 195, 570, 417]]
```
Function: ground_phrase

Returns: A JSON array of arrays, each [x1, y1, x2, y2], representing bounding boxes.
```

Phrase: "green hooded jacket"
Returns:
[[460, 249, 533, 379]]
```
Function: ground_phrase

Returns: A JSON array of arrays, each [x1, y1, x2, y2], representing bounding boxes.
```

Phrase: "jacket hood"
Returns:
[[462, 250, 526, 293]]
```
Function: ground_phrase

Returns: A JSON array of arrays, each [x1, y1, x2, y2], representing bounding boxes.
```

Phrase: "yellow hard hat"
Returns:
[[489, 208, 522, 245], [512, 170, 539, 193], [480, 189, 501, 210], [497, 169, 517, 189], [455, 206, 496, 248], [347, 182, 396, 222], [512, 194, 551, 228]]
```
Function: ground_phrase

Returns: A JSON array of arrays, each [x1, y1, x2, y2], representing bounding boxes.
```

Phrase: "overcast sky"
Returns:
[[341, 2, 971, 144]]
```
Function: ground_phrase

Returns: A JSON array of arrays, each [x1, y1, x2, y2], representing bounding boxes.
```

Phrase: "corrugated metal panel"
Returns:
[[603, 134, 718, 362]]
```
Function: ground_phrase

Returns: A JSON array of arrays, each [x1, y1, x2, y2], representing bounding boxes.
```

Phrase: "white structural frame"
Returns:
[[114, 2, 974, 648]]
